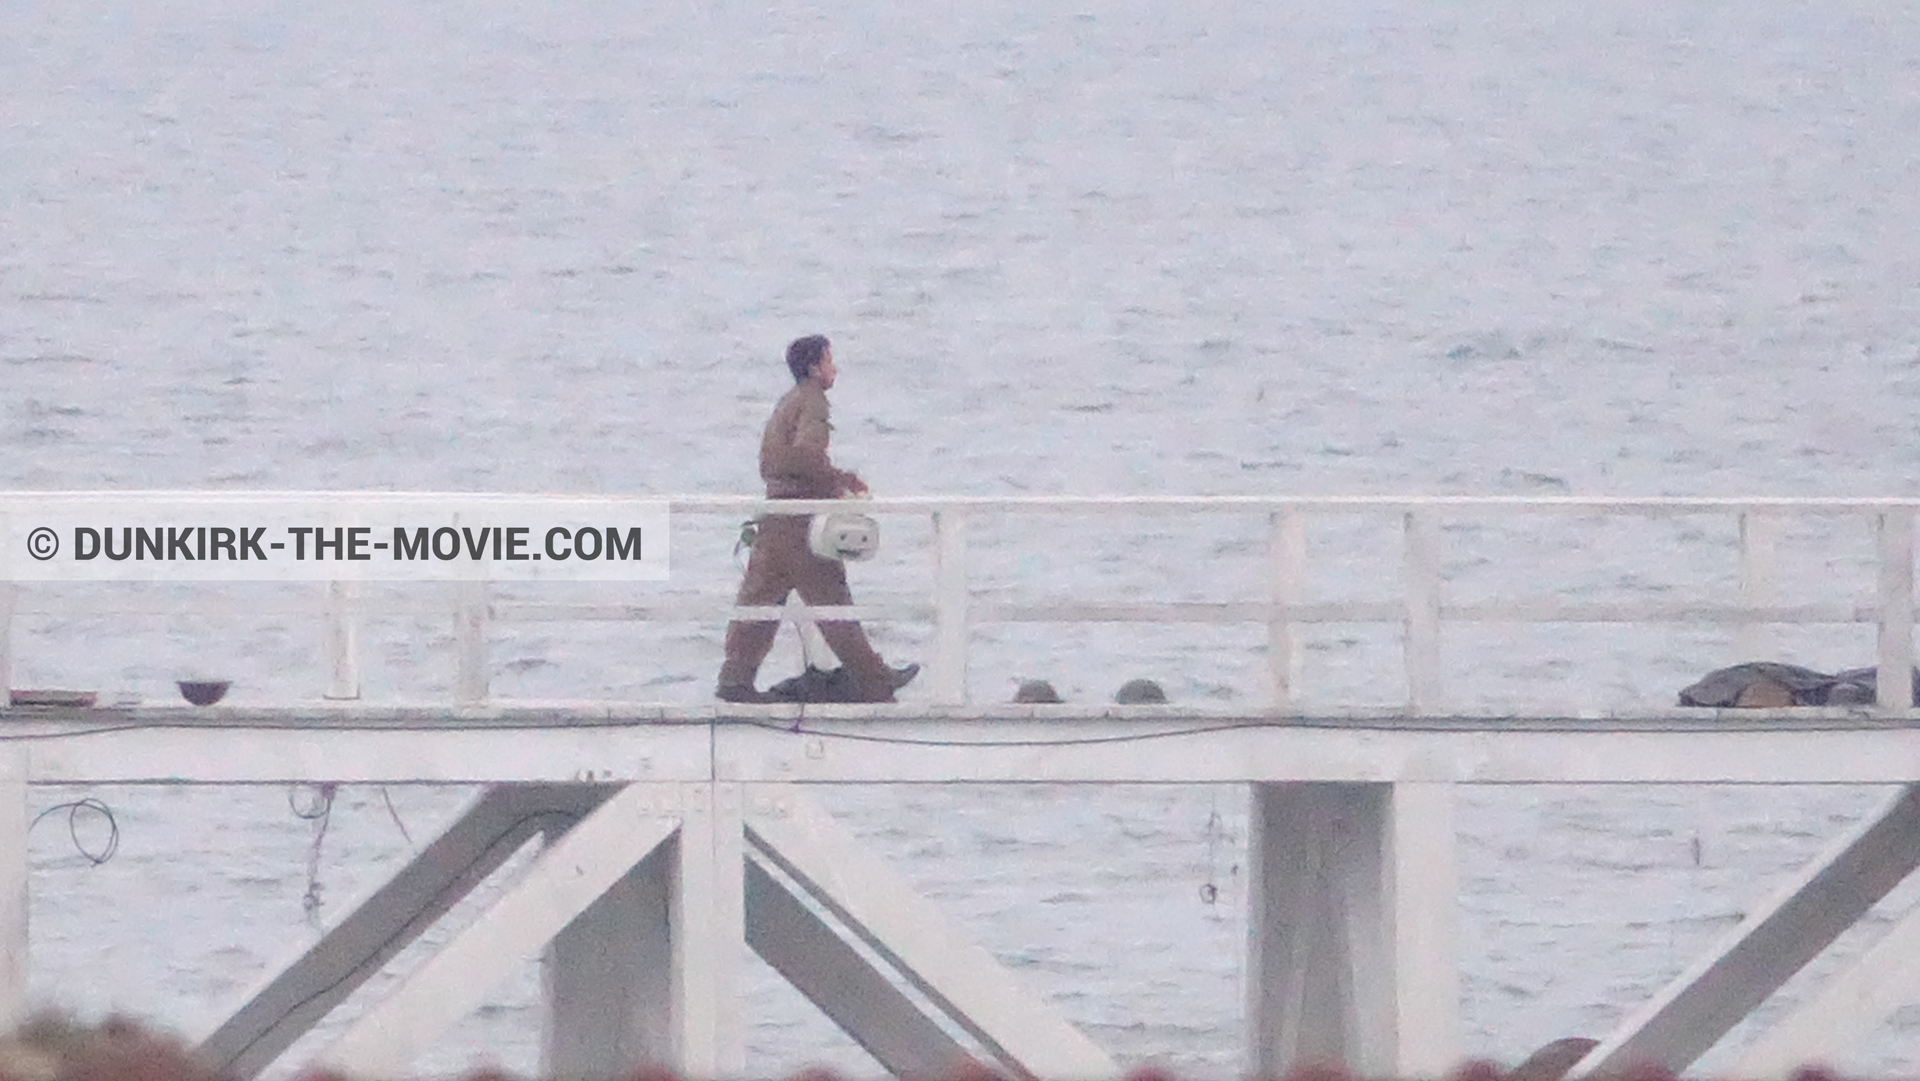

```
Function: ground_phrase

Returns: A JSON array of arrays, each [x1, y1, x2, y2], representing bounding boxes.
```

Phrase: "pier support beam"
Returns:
[[1736, 888, 1920, 1075], [670, 783, 747, 1078], [746, 785, 1113, 1080], [544, 842, 675, 1079], [1245, 782, 1460, 1077], [208, 781, 1103, 1080], [200, 784, 609, 1079], [316, 783, 680, 1078], [745, 857, 972, 1077]]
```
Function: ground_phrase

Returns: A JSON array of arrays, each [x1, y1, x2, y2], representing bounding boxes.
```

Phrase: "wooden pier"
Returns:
[[2, 494, 1920, 1078]]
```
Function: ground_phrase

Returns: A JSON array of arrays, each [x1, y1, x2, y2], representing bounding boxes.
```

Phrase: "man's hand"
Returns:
[[842, 472, 870, 496]]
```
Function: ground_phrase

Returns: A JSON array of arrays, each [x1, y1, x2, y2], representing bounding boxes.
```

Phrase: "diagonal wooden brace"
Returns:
[[199, 783, 614, 1079], [746, 855, 973, 1077], [1581, 784, 1920, 1074], [313, 783, 680, 1079], [745, 784, 1113, 1080]]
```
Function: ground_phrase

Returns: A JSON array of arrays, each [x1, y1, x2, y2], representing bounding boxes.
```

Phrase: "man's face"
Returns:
[[814, 347, 838, 389]]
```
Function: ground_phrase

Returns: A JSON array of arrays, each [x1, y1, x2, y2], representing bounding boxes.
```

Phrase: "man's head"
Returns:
[[786, 334, 835, 387]]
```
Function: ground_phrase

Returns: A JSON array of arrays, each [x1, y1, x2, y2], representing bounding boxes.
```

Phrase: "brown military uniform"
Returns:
[[717, 381, 896, 701]]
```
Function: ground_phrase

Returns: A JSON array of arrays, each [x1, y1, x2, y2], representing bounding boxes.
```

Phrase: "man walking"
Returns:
[[716, 335, 919, 703]]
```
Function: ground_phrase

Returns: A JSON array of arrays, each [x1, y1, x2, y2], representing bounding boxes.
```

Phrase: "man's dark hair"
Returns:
[[786, 334, 830, 382]]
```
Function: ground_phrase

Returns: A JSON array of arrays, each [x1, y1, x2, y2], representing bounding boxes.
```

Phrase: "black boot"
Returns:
[[716, 683, 775, 704]]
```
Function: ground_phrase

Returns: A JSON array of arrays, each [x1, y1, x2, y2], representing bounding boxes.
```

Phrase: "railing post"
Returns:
[[1268, 509, 1305, 710], [0, 745, 24, 1031], [456, 579, 491, 705], [930, 510, 969, 705], [1737, 511, 1778, 662], [1402, 511, 1441, 714], [323, 580, 362, 700], [0, 581, 14, 701], [0, 508, 11, 699], [1877, 509, 1914, 713]]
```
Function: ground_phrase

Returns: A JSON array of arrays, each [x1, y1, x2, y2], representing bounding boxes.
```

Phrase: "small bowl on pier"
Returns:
[[177, 680, 231, 707]]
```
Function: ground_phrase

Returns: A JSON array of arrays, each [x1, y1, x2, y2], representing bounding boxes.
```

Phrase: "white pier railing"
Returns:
[[8, 493, 1915, 712], [2, 494, 1920, 1081]]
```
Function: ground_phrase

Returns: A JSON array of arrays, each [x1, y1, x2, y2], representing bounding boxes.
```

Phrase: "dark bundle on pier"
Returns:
[[1678, 662, 1920, 707]]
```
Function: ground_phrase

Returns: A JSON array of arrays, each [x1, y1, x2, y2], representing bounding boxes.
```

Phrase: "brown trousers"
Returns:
[[717, 515, 892, 698]]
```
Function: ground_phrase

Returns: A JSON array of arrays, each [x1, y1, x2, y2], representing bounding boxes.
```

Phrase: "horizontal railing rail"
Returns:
[[2, 493, 1915, 712]]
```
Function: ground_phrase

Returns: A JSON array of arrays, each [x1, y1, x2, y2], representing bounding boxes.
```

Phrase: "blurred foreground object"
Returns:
[[0, 1014, 220, 1081]]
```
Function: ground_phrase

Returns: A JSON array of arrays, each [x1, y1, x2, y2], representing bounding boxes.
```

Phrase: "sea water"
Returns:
[[3, 0, 1920, 1074]]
